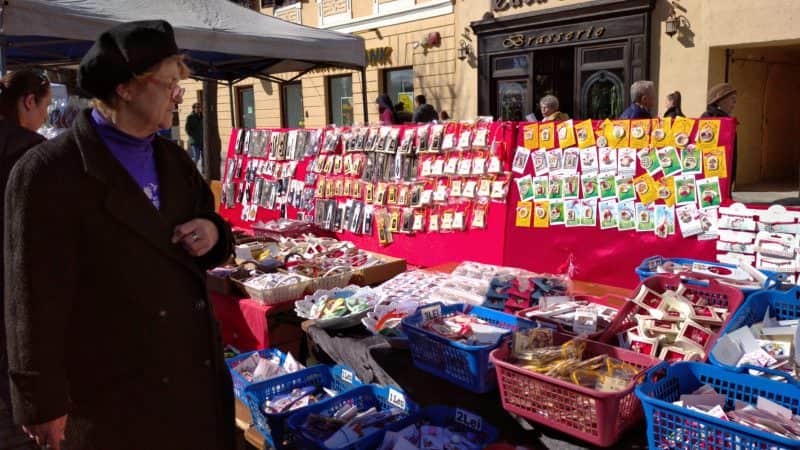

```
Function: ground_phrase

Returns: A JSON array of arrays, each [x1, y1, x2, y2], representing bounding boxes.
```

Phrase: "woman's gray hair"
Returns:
[[539, 94, 559, 110], [630, 80, 655, 103]]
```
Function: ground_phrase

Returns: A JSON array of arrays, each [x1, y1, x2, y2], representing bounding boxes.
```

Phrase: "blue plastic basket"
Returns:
[[286, 384, 418, 450], [401, 303, 537, 393], [410, 405, 498, 447], [226, 348, 289, 402], [243, 364, 362, 449], [636, 361, 800, 450], [709, 287, 800, 378], [636, 255, 783, 294]]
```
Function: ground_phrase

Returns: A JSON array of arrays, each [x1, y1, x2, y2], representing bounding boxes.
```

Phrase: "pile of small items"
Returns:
[[295, 286, 379, 321], [302, 406, 409, 448], [262, 385, 338, 415], [672, 384, 800, 440], [618, 284, 727, 362], [484, 272, 570, 315], [422, 311, 510, 346], [378, 422, 485, 450], [711, 306, 795, 381], [243, 272, 308, 292], [231, 352, 304, 384], [510, 328, 639, 392], [520, 296, 619, 336]]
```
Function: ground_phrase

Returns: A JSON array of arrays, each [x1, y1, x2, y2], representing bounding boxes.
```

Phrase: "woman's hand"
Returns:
[[24, 415, 67, 449], [172, 218, 219, 257]]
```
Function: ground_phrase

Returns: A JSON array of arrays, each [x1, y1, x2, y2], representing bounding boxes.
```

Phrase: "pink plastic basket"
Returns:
[[490, 333, 660, 447], [598, 274, 746, 360]]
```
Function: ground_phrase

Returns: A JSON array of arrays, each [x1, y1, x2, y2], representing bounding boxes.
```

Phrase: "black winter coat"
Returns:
[[4, 109, 235, 449], [0, 120, 44, 407]]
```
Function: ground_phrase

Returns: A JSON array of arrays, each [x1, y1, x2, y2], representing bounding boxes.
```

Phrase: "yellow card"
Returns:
[[695, 119, 721, 149], [606, 120, 630, 148], [703, 146, 728, 178], [671, 116, 696, 147], [516, 201, 533, 227], [658, 176, 677, 207], [629, 119, 651, 149], [533, 201, 550, 228], [633, 173, 659, 205], [523, 123, 539, 150], [539, 122, 556, 149], [651, 117, 674, 147], [574, 120, 596, 149], [556, 120, 576, 148]]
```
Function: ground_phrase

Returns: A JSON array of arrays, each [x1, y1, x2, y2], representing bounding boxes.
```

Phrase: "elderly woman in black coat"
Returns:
[[4, 21, 234, 450]]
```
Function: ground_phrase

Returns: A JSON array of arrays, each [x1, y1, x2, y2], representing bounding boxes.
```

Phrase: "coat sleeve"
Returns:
[[4, 150, 78, 425], [186, 156, 233, 270]]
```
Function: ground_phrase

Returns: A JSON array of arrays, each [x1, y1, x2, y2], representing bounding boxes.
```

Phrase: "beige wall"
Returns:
[[183, 0, 800, 172]]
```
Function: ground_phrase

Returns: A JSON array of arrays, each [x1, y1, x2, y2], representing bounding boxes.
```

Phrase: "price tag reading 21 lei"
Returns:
[[454, 408, 482, 431], [419, 304, 442, 322]]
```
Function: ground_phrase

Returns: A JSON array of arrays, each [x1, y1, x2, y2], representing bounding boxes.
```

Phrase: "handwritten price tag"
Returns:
[[420, 304, 442, 322], [455, 408, 482, 431], [387, 388, 407, 410], [340, 368, 354, 385]]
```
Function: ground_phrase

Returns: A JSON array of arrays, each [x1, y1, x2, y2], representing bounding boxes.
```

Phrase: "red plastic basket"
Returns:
[[598, 274, 746, 360], [516, 293, 635, 342], [490, 333, 660, 447]]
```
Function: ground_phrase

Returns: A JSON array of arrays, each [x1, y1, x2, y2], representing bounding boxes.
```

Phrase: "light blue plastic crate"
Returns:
[[636, 361, 800, 450], [286, 384, 417, 450], [401, 302, 537, 393], [244, 364, 362, 449], [636, 255, 783, 294], [226, 348, 289, 402], [709, 287, 800, 378]]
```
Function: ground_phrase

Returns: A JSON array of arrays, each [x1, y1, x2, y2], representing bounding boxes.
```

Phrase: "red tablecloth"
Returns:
[[209, 292, 303, 352]]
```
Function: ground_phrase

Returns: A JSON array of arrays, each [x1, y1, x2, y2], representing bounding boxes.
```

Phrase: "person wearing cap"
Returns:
[[4, 21, 234, 450], [702, 83, 737, 118], [702, 82, 738, 188]]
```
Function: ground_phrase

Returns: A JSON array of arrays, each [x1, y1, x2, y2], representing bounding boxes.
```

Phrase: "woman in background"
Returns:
[[0, 68, 51, 450], [376, 94, 397, 125], [664, 91, 684, 118]]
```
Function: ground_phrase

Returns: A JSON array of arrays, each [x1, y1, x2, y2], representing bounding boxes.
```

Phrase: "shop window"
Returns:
[[493, 55, 529, 78], [579, 69, 625, 120], [282, 81, 305, 128], [327, 75, 354, 126], [383, 67, 414, 113], [236, 86, 256, 129], [497, 79, 529, 122]]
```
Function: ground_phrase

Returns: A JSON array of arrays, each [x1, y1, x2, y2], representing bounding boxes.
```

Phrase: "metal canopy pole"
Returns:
[[228, 82, 236, 128], [361, 67, 369, 125]]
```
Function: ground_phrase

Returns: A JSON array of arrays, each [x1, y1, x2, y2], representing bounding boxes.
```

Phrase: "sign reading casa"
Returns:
[[502, 26, 606, 48]]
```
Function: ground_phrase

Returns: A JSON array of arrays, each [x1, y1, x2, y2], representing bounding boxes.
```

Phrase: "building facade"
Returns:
[[181, 0, 800, 192]]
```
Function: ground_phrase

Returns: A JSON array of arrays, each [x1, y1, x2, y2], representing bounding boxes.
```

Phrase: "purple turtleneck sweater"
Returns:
[[90, 109, 161, 209]]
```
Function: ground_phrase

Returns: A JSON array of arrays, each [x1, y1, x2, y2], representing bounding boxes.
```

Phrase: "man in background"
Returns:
[[619, 80, 656, 119], [412, 95, 437, 123], [185, 102, 203, 167]]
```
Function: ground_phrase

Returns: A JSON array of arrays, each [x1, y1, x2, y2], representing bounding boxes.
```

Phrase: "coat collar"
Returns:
[[72, 109, 202, 280]]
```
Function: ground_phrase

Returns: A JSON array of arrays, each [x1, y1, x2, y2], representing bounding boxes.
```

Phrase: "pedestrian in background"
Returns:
[[376, 94, 396, 125], [619, 80, 656, 119], [394, 102, 412, 124], [412, 94, 437, 123], [539, 95, 569, 122], [185, 102, 203, 168], [663, 91, 684, 118], [0, 68, 52, 450], [702, 83, 738, 190]]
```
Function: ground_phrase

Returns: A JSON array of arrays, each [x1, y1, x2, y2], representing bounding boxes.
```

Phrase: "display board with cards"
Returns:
[[504, 117, 740, 289], [219, 122, 517, 268]]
